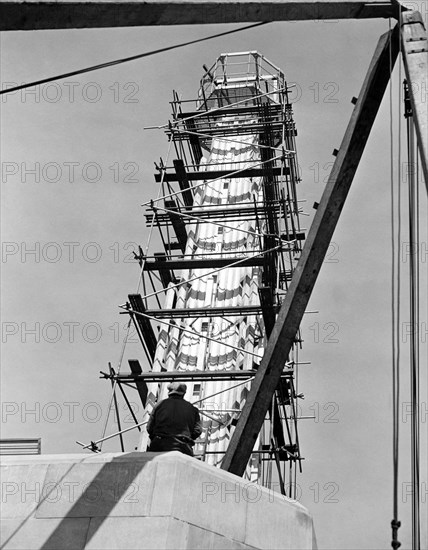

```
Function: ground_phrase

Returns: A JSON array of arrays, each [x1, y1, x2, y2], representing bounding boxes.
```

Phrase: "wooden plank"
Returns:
[[128, 359, 149, 407], [0, 0, 402, 31], [164, 200, 188, 253], [401, 11, 428, 189], [143, 256, 266, 270], [145, 304, 277, 318], [154, 166, 287, 182], [145, 203, 284, 224], [114, 370, 293, 382], [128, 294, 157, 359], [173, 159, 193, 207], [221, 23, 400, 476], [175, 104, 283, 119], [258, 286, 276, 336]]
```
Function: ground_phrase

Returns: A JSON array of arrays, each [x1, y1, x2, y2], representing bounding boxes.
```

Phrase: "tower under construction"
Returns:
[[111, 51, 306, 494]]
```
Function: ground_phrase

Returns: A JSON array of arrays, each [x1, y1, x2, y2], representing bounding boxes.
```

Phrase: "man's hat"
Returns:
[[167, 382, 187, 396]]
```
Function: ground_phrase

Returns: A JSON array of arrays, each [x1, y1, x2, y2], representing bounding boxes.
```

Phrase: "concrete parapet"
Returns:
[[0, 451, 317, 549]]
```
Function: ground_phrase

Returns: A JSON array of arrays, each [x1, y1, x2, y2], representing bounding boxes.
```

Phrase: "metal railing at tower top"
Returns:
[[198, 51, 287, 110]]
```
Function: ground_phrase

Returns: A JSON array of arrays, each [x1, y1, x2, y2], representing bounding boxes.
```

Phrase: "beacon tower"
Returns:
[[123, 51, 305, 493]]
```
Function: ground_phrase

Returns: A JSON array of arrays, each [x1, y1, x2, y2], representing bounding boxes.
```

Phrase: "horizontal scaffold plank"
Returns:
[[142, 256, 266, 271], [154, 166, 287, 183], [108, 369, 294, 383], [169, 122, 285, 139], [175, 104, 284, 119], [145, 204, 288, 225], [144, 304, 279, 318]]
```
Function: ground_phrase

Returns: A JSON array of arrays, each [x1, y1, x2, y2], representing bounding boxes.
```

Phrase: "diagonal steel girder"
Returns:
[[221, 23, 400, 476], [400, 11, 428, 189]]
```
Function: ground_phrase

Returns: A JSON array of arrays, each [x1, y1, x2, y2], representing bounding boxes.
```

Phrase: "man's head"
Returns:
[[167, 382, 187, 397]]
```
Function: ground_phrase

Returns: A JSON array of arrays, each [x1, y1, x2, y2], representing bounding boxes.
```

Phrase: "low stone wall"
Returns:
[[0, 451, 317, 549]]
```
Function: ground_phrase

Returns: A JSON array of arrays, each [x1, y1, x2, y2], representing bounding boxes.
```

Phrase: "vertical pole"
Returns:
[[109, 363, 125, 452], [404, 81, 421, 550], [401, 11, 428, 190]]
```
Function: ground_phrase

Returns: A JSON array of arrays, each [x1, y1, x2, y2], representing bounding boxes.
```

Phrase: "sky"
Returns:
[[1, 6, 427, 550]]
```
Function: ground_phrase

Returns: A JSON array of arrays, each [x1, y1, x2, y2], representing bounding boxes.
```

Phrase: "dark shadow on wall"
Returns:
[[35, 452, 159, 550]]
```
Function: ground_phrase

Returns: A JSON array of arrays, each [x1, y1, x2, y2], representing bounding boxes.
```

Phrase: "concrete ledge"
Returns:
[[0, 451, 316, 549]]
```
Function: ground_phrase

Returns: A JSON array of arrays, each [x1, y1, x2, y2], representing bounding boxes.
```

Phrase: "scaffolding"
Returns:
[[99, 51, 307, 496]]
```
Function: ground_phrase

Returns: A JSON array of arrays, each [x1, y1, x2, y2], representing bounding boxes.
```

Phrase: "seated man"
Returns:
[[147, 382, 202, 456]]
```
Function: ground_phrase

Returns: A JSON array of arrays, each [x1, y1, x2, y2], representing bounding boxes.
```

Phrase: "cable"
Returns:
[[0, 22, 268, 96], [405, 80, 421, 550]]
